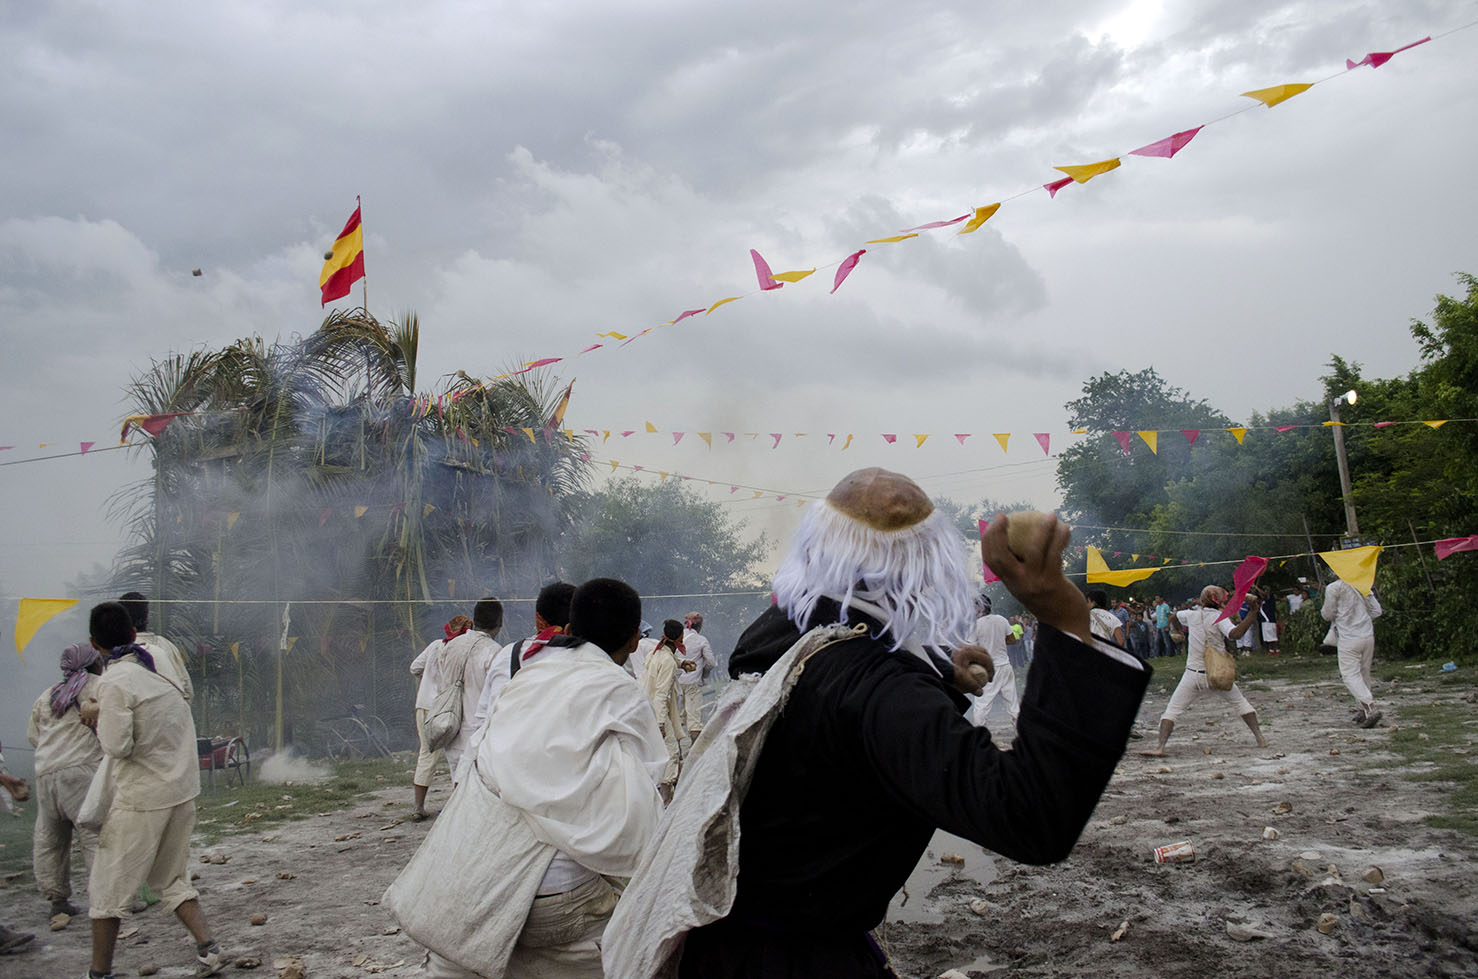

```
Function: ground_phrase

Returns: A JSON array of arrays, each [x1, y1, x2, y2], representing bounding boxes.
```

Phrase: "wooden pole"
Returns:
[[1302, 514, 1325, 590], [1409, 519, 1437, 592]]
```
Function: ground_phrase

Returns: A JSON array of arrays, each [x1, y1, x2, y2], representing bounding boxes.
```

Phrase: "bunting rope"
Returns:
[[432, 23, 1473, 396]]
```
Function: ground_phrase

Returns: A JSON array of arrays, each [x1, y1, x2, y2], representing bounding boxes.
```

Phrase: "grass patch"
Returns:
[[1373, 701, 1478, 836], [194, 755, 409, 843]]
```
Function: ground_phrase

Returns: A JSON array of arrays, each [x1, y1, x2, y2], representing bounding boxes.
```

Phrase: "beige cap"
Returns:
[[825, 468, 934, 532]]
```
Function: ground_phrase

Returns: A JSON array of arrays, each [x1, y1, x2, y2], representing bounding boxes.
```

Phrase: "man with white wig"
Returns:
[[605, 468, 1151, 979]]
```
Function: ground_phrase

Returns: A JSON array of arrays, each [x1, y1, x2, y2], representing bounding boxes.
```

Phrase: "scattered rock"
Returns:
[[1211, 772, 1225, 780], [968, 898, 991, 916], [212, 854, 231, 865], [1153, 767, 1172, 775], [192, 871, 202, 881], [940, 853, 965, 865], [201, 854, 212, 863], [1275, 768, 1290, 775], [1262, 827, 1280, 840], [383, 926, 400, 935], [939, 971, 970, 979], [1317, 913, 1339, 935], [139, 966, 159, 977], [1110, 920, 1129, 942], [243, 878, 257, 884], [1202, 747, 1213, 755], [1418, 733, 1430, 742], [275, 956, 306, 979], [1363, 867, 1385, 885], [1226, 921, 1276, 941], [1290, 859, 1315, 877], [250, 913, 268, 926], [235, 957, 262, 969], [1329, 748, 1341, 756], [334, 833, 361, 842], [276, 872, 297, 880], [49, 912, 70, 931], [1275, 801, 1293, 814], [1110, 815, 1127, 825]]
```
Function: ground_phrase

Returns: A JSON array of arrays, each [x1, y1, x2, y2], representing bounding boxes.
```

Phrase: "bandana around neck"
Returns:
[[109, 643, 158, 674]]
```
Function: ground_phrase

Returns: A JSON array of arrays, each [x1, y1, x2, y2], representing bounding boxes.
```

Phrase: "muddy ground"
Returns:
[[2, 663, 1475, 978]]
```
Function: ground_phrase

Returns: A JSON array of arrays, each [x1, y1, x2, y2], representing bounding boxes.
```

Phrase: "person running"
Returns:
[[1141, 586, 1269, 757], [28, 642, 105, 920], [409, 615, 471, 820], [643, 619, 688, 802], [1322, 577, 1384, 727]]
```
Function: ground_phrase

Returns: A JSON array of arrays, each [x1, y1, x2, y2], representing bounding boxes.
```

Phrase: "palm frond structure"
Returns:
[[109, 310, 589, 753]]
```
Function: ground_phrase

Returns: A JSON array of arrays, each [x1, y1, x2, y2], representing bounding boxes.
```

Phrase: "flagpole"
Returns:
[[359, 195, 368, 316]]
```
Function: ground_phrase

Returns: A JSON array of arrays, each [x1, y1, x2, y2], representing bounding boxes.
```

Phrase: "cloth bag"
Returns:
[[1204, 640, 1237, 691], [423, 643, 472, 752], [603, 622, 865, 979], [76, 756, 116, 833], [383, 761, 555, 977]]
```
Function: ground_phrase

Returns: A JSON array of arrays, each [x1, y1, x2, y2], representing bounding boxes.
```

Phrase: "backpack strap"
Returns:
[[509, 639, 528, 678]]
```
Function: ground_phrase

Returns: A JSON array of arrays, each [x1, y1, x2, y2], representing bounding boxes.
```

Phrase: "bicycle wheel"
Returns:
[[224, 739, 251, 787], [367, 715, 392, 756]]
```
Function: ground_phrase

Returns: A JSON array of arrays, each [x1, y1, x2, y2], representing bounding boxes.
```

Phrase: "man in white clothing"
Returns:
[[386, 577, 666, 979], [626, 622, 656, 680], [1086, 590, 1125, 646], [409, 614, 470, 820], [28, 642, 104, 919], [434, 598, 503, 782], [86, 602, 223, 979], [119, 593, 193, 703], [967, 595, 1019, 728], [455, 583, 576, 786], [1142, 586, 1268, 757], [677, 612, 716, 742], [643, 619, 686, 802], [1322, 577, 1384, 727]]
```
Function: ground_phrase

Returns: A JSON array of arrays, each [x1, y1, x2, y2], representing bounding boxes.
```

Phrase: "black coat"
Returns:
[[678, 599, 1150, 977]]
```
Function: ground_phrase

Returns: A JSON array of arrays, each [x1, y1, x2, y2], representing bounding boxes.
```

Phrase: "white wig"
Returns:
[[772, 497, 977, 651]]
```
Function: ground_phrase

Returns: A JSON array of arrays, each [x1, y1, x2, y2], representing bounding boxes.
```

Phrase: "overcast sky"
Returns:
[[2, 1, 1475, 740]]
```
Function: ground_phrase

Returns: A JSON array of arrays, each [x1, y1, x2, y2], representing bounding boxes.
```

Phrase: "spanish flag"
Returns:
[[320, 198, 365, 306]]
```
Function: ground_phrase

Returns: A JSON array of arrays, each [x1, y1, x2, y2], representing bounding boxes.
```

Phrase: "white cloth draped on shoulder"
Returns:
[[479, 640, 668, 877]]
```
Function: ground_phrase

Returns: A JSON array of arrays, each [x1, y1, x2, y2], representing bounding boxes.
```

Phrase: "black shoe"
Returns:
[[51, 900, 80, 916], [0, 925, 36, 954]]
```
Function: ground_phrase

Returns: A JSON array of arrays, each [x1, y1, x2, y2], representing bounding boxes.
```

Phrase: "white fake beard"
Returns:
[[771, 501, 976, 653]]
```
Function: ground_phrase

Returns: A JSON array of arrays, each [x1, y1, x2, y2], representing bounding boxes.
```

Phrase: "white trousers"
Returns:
[[425, 874, 617, 979], [414, 707, 445, 787], [89, 800, 198, 919], [33, 764, 99, 904], [1160, 670, 1254, 723], [678, 685, 704, 734], [1337, 635, 1377, 707], [968, 663, 1019, 727]]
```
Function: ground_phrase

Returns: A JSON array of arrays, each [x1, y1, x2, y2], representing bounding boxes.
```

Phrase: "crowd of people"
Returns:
[[0, 469, 1393, 978]]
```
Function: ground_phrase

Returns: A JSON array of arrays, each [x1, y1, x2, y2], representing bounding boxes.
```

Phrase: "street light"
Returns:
[[1329, 388, 1359, 544]]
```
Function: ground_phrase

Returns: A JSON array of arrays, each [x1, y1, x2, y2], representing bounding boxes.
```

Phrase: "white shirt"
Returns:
[[28, 676, 102, 777], [969, 614, 1013, 669], [437, 630, 501, 760], [676, 630, 714, 686], [1287, 594, 1305, 614], [627, 636, 658, 680], [96, 654, 198, 811], [1089, 608, 1123, 644], [1175, 607, 1235, 671], [1321, 580, 1382, 640], [137, 631, 193, 702], [410, 639, 444, 711]]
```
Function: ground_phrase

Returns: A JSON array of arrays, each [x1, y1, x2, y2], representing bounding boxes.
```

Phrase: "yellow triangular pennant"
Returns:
[[1319, 545, 1382, 596], [227, 511, 241, 532], [959, 203, 1001, 235], [752, 491, 763, 499], [423, 503, 435, 517], [772, 268, 816, 283], [1137, 430, 1158, 454], [521, 427, 537, 443], [698, 432, 712, 448], [1131, 554, 1140, 562], [842, 434, 854, 451], [610, 460, 619, 472], [645, 421, 658, 433], [354, 505, 369, 519], [230, 642, 240, 662], [913, 434, 929, 448], [994, 433, 1010, 453], [1228, 428, 1248, 444], [1241, 83, 1313, 108], [14, 597, 79, 657], [659, 472, 669, 482], [866, 233, 919, 244], [1085, 546, 1160, 586], [707, 297, 740, 314], [1423, 420, 1448, 429], [1054, 158, 1121, 183]]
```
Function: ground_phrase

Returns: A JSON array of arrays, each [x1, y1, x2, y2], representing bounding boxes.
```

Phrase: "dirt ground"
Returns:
[[2, 663, 1476, 979]]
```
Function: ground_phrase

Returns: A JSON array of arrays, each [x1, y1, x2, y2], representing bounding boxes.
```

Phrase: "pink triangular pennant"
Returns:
[[1434, 536, 1478, 561], [80, 441, 95, 454], [750, 249, 784, 291], [1276, 425, 1298, 433], [1346, 37, 1429, 70], [723, 432, 736, 442], [831, 249, 866, 294], [1112, 431, 1132, 454], [1374, 421, 1396, 428], [770, 433, 783, 448], [1044, 177, 1073, 198], [578, 343, 603, 354], [827, 434, 836, 445], [670, 308, 706, 324], [730, 485, 739, 494], [901, 214, 969, 232], [1128, 126, 1203, 159], [673, 432, 685, 445], [1180, 429, 1200, 445], [882, 434, 897, 444], [954, 433, 970, 445], [1034, 433, 1051, 455]]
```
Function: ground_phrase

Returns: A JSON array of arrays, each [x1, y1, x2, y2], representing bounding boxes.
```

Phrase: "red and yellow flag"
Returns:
[[320, 198, 365, 306], [550, 379, 575, 429]]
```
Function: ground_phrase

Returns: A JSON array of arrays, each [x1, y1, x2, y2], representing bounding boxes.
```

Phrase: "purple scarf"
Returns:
[[109, 643, 158, 674], [50, 643, 100, 717]]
